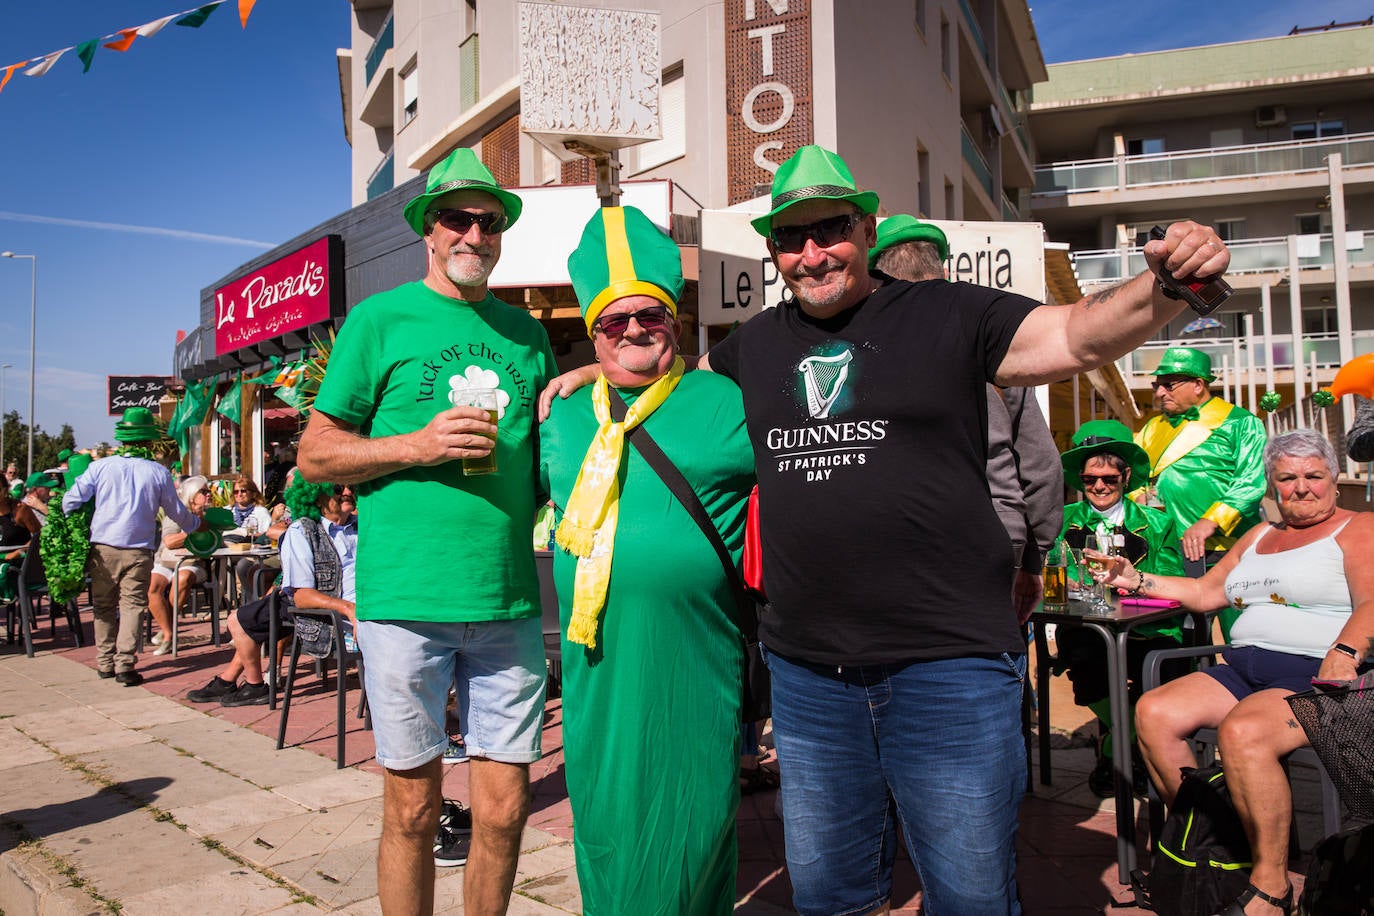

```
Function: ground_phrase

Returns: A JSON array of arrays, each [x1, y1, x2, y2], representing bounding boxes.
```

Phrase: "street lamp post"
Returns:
[[0, 363, 12, 470], [1, 252, 36, 476]]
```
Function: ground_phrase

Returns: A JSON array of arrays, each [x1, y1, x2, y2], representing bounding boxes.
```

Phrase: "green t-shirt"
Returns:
[[313, 281, 557, 622]]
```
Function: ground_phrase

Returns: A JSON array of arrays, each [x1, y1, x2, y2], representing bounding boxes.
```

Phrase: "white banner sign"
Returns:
[[699, 211, 1047, 327]]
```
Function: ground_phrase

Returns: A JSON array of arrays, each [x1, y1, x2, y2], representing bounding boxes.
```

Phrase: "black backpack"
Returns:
[[1148, 764, 1253, 916], [1298, 823, 1374, 915]]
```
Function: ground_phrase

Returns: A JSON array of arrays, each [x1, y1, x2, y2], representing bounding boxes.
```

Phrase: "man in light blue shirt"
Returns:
[[189, 480, 357, 707], [61, 409, 201, 686]]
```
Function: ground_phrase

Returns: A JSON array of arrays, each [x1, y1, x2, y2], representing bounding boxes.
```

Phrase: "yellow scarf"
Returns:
[[556, 357, 684, 647]]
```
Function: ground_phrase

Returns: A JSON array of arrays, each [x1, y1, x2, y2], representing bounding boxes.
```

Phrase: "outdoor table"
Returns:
[[1032, 594, 1209, 891], [169, 545, 278, 657]]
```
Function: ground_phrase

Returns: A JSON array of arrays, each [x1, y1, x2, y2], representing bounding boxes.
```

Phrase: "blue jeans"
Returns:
[[765, 647, 1027, 916]]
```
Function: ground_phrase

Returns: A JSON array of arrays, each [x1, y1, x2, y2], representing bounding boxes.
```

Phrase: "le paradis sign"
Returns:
[[215, 236, 343, 355]]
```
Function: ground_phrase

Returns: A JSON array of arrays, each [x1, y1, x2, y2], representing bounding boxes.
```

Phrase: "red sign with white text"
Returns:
[[214, 236, 340, 355]]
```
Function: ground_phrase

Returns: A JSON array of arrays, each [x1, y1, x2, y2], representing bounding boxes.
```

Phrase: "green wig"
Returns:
[[284, 477, 334, 522]]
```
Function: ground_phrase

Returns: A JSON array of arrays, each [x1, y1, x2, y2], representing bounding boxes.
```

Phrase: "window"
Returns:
[[400, 65, 418, 127], [1296, 213, 1325, 235], [917, 148, 931, 217], [1303, 307, 1338, 335], [460, 33, 480, 112], [914, 0, 926, 34], [1292, 120, 1345, 141], [1213, 219, 1245, 242], [632, 64, 685, 173], [1126, 137, 1165, 156], [944, 179, 955, 219], [940, 15, 951, 80]]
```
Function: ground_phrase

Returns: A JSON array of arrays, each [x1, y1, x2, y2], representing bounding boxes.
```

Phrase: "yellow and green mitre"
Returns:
[[567, 206, 683, 335]]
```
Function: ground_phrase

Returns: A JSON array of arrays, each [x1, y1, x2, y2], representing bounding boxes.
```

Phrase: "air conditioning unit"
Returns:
[[1255, 105, 1287, 127]]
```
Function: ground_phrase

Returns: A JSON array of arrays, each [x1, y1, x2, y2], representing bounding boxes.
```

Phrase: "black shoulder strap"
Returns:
[[607, 386, 756, 639]]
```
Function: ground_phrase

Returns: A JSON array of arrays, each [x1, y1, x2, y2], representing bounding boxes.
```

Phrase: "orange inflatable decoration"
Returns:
[[1329, 353, 1374, 399]]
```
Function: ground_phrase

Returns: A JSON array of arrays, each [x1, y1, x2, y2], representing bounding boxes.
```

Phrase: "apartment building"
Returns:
[[1030, 23, 1374, 431]]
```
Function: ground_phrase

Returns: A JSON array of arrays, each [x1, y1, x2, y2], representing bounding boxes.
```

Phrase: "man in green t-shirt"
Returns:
[[299, 148, 556, 915]]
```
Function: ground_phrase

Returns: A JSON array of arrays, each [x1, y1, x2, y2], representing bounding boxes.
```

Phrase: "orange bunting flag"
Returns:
[[238, 0, 257, 28], [0, 61, 28, 94], [103, 29, 139, 52]]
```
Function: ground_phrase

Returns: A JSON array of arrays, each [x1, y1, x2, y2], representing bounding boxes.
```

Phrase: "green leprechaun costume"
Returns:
[[539, 206, 755, 915]]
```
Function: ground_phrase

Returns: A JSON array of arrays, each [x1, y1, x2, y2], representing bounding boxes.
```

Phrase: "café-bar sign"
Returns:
[[215, 236, 342, 355]]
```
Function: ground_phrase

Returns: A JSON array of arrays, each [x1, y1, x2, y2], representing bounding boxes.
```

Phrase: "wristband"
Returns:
[[1128, 569, 1146, 597], [1330, 642, 1361, 663]]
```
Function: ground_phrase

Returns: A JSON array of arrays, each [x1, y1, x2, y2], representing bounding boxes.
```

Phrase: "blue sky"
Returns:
[[0, 1, 1369, 450]]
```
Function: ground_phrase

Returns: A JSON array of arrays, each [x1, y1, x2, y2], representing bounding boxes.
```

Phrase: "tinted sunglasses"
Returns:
[[428, 209, 508, 236], [770, 213, 860, 254], [1080, 474, 1122, 487], [1151, 377, 1195, 392], [593, 305, 672, 337], [332, 485, 355, 496]]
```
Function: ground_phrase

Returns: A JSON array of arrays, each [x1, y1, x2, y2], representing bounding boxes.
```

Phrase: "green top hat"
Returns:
[[113, 406, 165, 443], [1061, 419, 1150, 493], [201, 507, 236, 531], [402, 148, 523, 236], [185, 507, 234, 558], [1153, 347, 1215, 382], [750, 145, 880, 238], [568, 206, 683, 334], [63, 453, 93, 490], [869, 214, 950, 268]]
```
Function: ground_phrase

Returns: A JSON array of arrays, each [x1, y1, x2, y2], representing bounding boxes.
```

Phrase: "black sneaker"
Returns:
[[97, 669, 116, 679], [434, 824, 470, 867], [115, 670, 144, 687], [440, 799, 472, 833], [219, 681, 269, 707], [187, 676, 238, 703]]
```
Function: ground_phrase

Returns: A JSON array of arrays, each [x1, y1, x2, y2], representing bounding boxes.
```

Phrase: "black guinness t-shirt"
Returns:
[[710, 278, 1037, 665]]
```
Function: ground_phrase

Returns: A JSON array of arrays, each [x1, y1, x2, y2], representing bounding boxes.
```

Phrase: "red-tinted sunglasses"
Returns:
[[593, 306, 672, 337]]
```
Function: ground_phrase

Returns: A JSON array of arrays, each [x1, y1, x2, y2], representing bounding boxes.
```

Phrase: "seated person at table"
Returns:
[[1055, 420, 1184, 797], [0, 488, 38, 602], [146, 475, 213, 653], [225, 474, 273, 542], [22, 472, 60, 526], [1096, 429, 1374, 916], [187, 478, 357, 707]]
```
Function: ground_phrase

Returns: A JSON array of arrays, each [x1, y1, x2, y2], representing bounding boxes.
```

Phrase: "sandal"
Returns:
[[739, 764, 780, 795], [1218, 882, 1292, 915]]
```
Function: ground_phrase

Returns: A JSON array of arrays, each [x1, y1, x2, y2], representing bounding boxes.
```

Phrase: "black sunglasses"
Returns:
[[1152, 377, 1195, 392], [427, 209, 508, 236], [1080, 474, 1122, 487], [593, 305, 672, 337], [332, 485, 355, 497], [770, 213, 860, 254]]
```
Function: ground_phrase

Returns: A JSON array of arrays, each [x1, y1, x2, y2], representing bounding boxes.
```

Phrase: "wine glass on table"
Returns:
[[244, 516, 259, 546], [1083, 531, 1115, 613]]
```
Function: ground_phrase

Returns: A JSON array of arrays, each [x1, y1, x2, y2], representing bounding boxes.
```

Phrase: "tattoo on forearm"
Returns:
[[1287, 719, 1299, 729], [1142, 576, 1156, 593], [1080, 285, 1124, 312]]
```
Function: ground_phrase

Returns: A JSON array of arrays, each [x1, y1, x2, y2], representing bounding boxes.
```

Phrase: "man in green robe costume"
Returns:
[[1134, 347, 1266, 636], [540, 206, 755, 915]]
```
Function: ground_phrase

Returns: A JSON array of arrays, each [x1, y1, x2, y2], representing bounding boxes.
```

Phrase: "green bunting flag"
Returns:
[[168, 378, 215, 455], [176, 3, 222, 28], [216, 374, 243, 422], [75, 39, 98, 73]]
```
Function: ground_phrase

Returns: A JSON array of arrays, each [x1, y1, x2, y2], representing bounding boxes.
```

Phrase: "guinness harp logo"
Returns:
[[797, 347, 854, 419]]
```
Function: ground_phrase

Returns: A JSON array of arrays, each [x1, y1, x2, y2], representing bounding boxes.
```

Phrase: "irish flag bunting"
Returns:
[[2, 0, 259, 97]]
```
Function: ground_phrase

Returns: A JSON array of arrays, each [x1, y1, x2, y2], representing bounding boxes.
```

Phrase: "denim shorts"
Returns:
[[357, 616, 546, 770], [765, 646, 1026, 916]]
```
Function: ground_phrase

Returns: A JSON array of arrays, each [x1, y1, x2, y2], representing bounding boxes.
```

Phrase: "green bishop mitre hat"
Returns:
[[568, 206, 683, 335], [750, 145, 880, 238], [402, 147, 523, 236], [869, 214, 950, 268], [1153, 346, 1216, 382]]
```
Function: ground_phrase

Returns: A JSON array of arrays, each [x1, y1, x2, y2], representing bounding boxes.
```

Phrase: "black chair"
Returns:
[[4, 545, 82, 657], [275, 606, 369, 768], [1141, 644, 1343, 852], [535, 550, 561, 696]]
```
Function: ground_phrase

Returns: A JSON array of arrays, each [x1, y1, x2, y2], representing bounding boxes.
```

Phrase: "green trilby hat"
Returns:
[[568, 206, 682, 334], [63, 453, 93, 489], [868, 214, 950, 268], [1153, 346, 1215, 382], [1061, 419, 1150, 493], [113, 406, 165, 443], [402, 147, 523, 236], [25, 471, 58, 489], [57, 448, 72, 463], [186, 507, 236, 558], [750, 145, 880, 238]]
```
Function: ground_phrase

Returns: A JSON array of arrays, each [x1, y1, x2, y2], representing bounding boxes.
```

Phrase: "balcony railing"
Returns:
[[366, 150, 394, 201], [962, 123, 994, 200], [1072, 231, 1374, 286], [957, 0, 990, 66], [1001, 191, 1020, 222], [364, 14, 393, 87], [1034, 131, 1374, 196], [1124, 331, 1374, 378]]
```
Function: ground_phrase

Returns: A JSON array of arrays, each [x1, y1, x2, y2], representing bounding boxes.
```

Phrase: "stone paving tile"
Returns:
[[272, 767, 381, 811], [0, 720, 56, 770], [72, 737, 257, 811], [513, 843, 578, 887], [213, 798, 382, 870], [271, 839, 380, 909], [172, 785, 313, 837], [8, 703, 156, 756], [150, 715, 343, 789], [118, 865, 303, 915], [86, 693, 204, 730], [2, 758, 147, 842]]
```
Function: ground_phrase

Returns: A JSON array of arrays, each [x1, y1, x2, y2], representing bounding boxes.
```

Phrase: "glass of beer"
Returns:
[[1043, 539, 1068, 608], [450, 387, 500, 476]]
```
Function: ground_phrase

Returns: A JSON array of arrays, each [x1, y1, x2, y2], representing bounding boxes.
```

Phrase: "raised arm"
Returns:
[[1093, 521, 1262, 611], [297, 407, 496, 485], [996, 221, 1230, 386]]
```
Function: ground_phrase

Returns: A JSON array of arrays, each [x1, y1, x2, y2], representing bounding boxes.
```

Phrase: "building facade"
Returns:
[[1030, 23, 1374, 443]]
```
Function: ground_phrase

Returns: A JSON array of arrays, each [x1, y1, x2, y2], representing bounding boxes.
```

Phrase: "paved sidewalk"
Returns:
[[1, 612, 1327, 914]]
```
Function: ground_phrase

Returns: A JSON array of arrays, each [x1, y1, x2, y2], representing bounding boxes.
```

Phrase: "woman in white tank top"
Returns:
[[1092, 429, 1374, 915]]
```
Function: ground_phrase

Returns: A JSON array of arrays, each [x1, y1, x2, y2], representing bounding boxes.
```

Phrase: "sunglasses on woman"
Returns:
[[770, 213, 860, 254], [593, 306, 672, 337], [1080, 474, 1122, 487], [427, 209, 508, 236]]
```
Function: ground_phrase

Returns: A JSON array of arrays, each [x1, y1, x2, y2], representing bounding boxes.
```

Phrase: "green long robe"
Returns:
[[540, 371, 754, 916]]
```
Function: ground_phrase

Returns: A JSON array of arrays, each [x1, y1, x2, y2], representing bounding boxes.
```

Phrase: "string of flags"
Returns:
[[0, 0, 257, 96]]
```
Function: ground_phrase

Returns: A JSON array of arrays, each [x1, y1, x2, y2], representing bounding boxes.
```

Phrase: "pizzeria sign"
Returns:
[[214, 236, 343, 355]]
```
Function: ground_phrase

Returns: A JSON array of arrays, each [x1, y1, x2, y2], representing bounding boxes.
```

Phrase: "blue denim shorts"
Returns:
[[765, 646, 1026, 916], [357, 616, 546, 770]]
